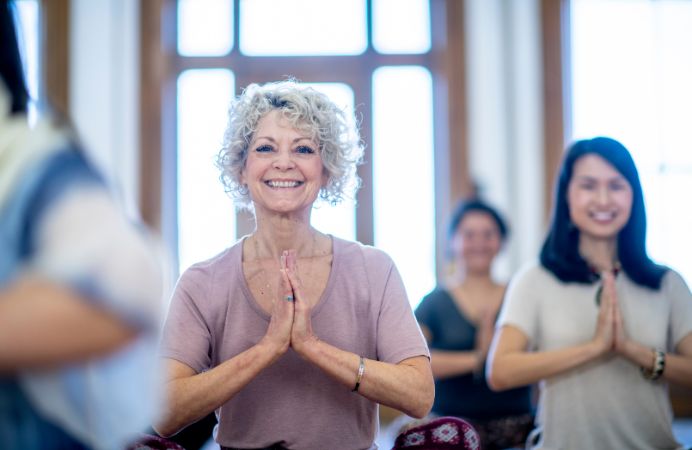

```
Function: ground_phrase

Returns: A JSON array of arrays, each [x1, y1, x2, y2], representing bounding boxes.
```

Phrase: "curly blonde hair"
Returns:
[[216, 80, 364, 209]]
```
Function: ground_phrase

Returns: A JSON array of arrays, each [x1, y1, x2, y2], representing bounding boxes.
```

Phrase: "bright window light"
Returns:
[[372, 0, 431, 54], [373, 66, 435, 308], [239, 0, 367, 56], [177, 69, 236, 273], [571, 0, 692, 285], [304, 83, 357, 241], [178, 0, 233, 56]]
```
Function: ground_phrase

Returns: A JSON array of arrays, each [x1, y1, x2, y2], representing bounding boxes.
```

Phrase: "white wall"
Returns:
[[465, 0, 545, 280], [70, 0, 140, 219]]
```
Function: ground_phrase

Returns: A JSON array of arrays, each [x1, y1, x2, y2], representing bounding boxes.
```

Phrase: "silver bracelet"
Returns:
[[352, 356, 365, 392], [640, 349, 665, 380]]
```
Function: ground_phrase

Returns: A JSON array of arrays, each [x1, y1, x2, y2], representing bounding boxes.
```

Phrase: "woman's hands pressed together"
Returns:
[[593, 271, 638, 359], [260, 249, 319, 359], [593, 272, 662, 372], [489, 271, 641, 391], [272, 248, 433, 417], [593, 271, 617, 355], [258, 248, 320, 360], [260, 253, 295, 358]]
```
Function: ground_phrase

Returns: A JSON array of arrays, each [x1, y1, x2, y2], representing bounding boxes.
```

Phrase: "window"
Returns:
[[177, 0, 233, 56], [372, 66, 435, 307], [148, 0, 448, 307], [177, 69, 236, 271], [570, 0, 692, 284], [372, 0, 431, 54], [304, 82, 358, 242], [239, 0, 367, 56]]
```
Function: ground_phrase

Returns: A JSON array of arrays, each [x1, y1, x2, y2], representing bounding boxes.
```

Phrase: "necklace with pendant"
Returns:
[[252, 236, 273, 298], [592, 261, 621, 306], [251, 232, 319, 302]]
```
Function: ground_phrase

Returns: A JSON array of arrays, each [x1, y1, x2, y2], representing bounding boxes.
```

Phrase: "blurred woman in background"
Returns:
[[416, 199, 534, 449]]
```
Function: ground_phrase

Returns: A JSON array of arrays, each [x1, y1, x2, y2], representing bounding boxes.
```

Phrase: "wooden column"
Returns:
[[443, 0, 473, 202], [40, 0, 70, 116], [429, 0, 473, 281], [139, 0, 169, 231], [541, 0, 570, 219]]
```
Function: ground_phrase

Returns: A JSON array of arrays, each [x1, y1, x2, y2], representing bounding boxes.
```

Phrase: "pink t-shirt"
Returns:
[[160, 236, 429, 450]]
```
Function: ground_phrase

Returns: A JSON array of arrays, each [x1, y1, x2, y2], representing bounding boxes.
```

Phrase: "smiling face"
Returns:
[[450, 211, 502, 275], [567, 153, 633, 243], [241, 110, 326, 217]]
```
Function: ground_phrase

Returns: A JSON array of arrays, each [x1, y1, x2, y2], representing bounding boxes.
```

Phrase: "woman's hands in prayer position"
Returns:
[[260, 253, 295, 357], [260, 249, 318, 358], [593, 272, 636, 361]]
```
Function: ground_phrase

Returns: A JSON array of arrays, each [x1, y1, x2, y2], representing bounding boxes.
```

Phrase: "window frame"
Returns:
[[540, 0, 571, 221], [139, 0, 473, 280]]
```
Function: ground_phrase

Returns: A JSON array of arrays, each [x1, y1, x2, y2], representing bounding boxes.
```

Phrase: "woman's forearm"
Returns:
[[487, 339, 603, 390], [0, 279, 137, 373], [155, 340, 284, 437], [661, 352, 692, 388], [295, 338, 434, 418], [487, 324, 607, 390], [637, 334, 692, 388], [429, 350, 480, 379]]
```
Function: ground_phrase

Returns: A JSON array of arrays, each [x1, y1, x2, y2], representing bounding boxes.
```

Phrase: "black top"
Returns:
[[415, 287, 533, 421]]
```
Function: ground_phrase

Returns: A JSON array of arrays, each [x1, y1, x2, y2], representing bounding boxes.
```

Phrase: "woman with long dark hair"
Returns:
[[487, 137, 692, 449]]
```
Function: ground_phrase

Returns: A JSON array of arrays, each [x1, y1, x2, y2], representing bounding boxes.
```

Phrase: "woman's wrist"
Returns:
[[257, 336, 289, 362], [587, 338, 609, 359], [472, 350, 486, 380], [292, 333, 320, 358], [473, 350, 485, 371], [621, 339, 658, 368]]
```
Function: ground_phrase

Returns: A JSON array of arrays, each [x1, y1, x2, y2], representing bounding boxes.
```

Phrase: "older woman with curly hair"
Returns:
[[155, 80, 434, 450]]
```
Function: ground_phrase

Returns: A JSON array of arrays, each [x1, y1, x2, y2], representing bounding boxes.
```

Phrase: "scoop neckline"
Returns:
[[237, 234, 339, 321]]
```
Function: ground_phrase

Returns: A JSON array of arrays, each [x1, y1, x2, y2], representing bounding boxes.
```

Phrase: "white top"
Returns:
[[497, 261, 692, 450], [1, 84, 165, 450]]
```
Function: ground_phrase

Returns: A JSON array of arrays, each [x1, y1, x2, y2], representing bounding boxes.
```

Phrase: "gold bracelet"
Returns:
[[640, 349, 665, 380], [352, 356, 365, 392]]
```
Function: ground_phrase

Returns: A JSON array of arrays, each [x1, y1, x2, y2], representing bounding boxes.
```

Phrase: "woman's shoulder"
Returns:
[[419, 286, 450, 304], [31, 145, 104, 195], [332, 236, 394, 266], [177, 242, 240, 289], [18, 146, 100, 214], [660, 268, 691, 294], [503, 260, 565, 297], [511, 259, 555, 283], [415, 287, 451, 314]]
